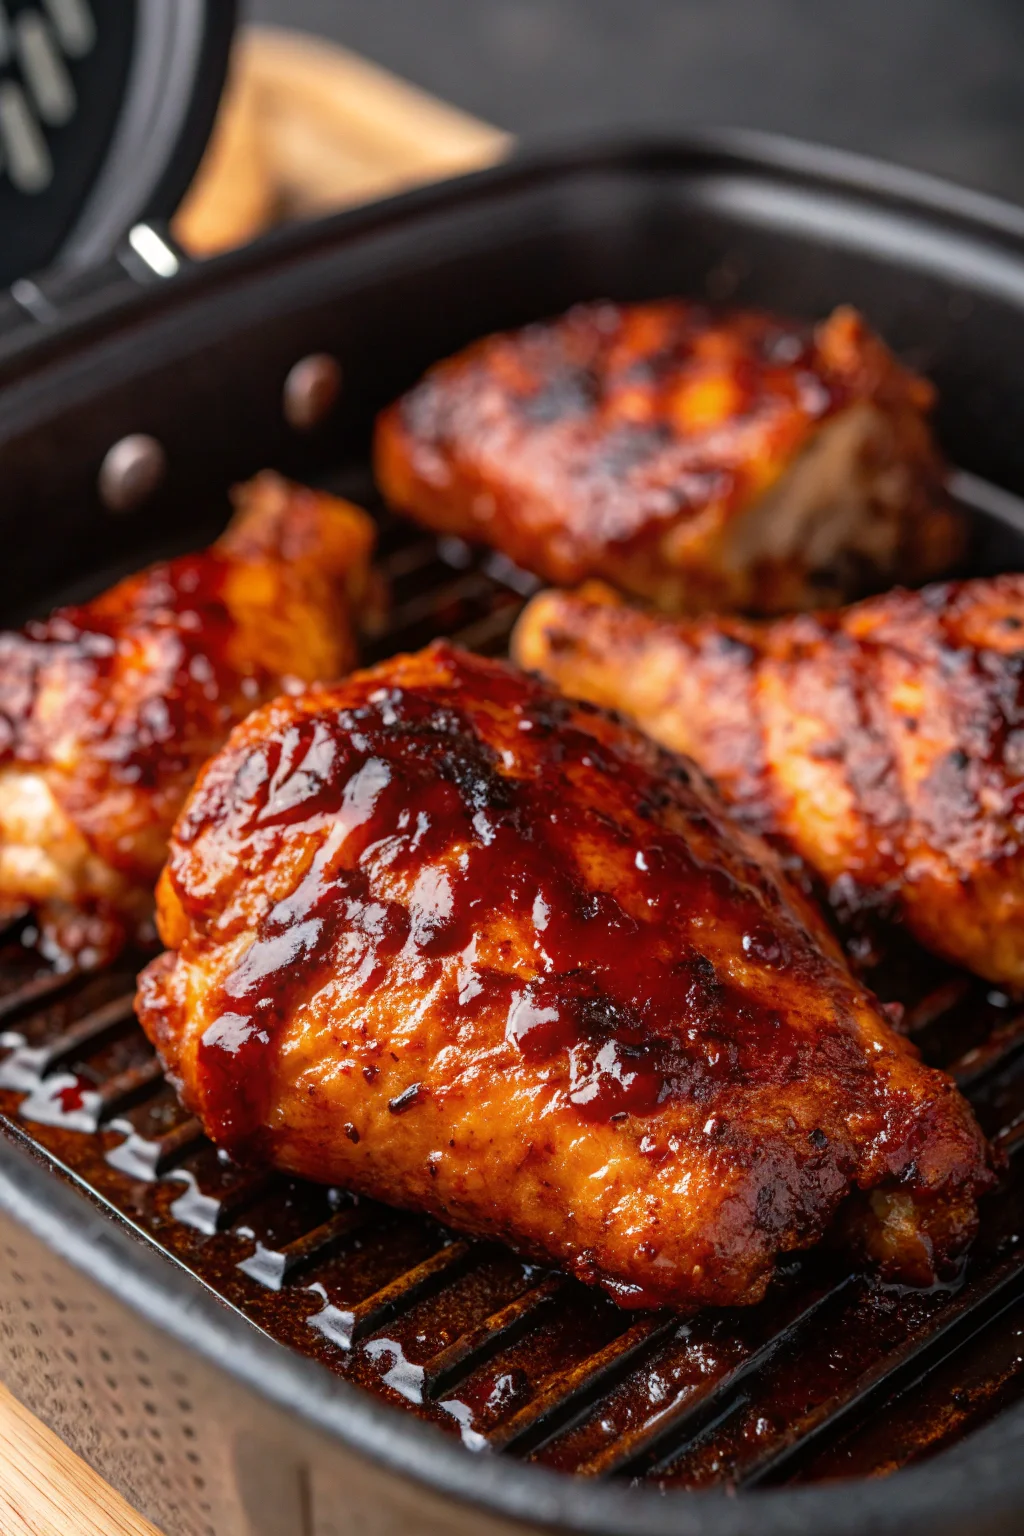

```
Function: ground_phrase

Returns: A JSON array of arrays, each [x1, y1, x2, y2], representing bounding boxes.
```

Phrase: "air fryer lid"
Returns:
[[0, 0, 235, 287]]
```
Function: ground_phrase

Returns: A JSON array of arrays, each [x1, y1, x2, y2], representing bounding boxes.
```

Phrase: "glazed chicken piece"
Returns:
[[514, 576, 1024, 988], [137, 642, 991, 1310], [0, 472, 376, 967], [375, 301, 962, 615]]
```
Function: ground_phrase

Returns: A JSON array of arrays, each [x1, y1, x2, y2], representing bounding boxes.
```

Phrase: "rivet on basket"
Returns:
[[97, 433, 167, 514], [283, 353, 342, 431]]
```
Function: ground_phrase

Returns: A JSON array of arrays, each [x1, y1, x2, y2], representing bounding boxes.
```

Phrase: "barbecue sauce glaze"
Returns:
[[138, 644, 991, 1306]]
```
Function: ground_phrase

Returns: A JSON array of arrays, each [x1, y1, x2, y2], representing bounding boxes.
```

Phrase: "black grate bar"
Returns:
[[384, 571, 496, 634], [238, 1205, 375, 1291], [489, 1314, 678, 1459], [378, 538, 449, 581], [95, 1055, 164, 1122], [141, 1115, 207, 1173], [992, 1114, 1024, 1159], [734, 1252, 1024, 1489], [341, 1240, 477, 1348], [950, 1013, 1024, 1091], [171, 1167, 277, 1234], [903, 977, 974, 1034], [0, 989, 138, 1091], [0, 967, 83, 1025], [640, 1125, 1024, 1485], [107, 1115, 206, 1180], [577, 1277, 848, 1479], [448, 604, 523, 654], [423, 1275, 567, 1400], [37, 992, 137, 1074]]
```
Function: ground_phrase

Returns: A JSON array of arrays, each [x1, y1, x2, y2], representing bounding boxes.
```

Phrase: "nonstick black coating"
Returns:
[[4, 132, 1024, 1536]]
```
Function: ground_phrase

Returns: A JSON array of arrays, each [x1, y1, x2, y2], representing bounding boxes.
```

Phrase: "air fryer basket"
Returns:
[[4, 135, 1024, 1536]]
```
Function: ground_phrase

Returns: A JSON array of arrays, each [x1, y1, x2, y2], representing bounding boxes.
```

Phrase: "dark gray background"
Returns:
[[246, 1, 1024, 204]]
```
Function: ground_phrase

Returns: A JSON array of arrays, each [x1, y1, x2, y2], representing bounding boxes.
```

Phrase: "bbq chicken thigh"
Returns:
[[514, 576, 1024, 988], [137, 643, 991, 1310], [375, 302, 961, 615], [0, 472, 376, 967]]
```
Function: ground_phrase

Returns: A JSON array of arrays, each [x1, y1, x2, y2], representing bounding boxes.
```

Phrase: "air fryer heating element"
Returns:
[[2, 469, 1024, 1494]]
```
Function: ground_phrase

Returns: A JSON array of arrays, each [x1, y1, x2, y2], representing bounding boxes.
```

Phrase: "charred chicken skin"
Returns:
[[137, 642, 991, 1310], [0, 472, 376, 967], [514, 576, 1024, 987], [374, 301, 961, 615]]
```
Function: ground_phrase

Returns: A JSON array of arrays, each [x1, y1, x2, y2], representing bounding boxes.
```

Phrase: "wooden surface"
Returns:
[[0, 26, 504, 1536], [0, 1384, 163, 1536], [174, 25, 511, 256]]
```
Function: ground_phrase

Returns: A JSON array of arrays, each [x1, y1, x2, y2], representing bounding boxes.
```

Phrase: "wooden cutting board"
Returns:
[[175, 25, 511, 256], [0, 27, 507, 1536]]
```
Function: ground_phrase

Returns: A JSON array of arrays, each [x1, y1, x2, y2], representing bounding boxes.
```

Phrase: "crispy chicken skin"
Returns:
[[374, 302, 961, 614], [514, 577, 1024, 987], [137, 642, 991, 1309], [0, 472, 376, 966]]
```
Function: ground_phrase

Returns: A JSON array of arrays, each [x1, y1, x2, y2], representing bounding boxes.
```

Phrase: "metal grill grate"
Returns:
[[2, 475, 1024, 1489]]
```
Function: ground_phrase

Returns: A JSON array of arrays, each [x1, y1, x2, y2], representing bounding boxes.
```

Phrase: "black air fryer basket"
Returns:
[[5, 12, 1024, 1536]]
